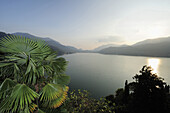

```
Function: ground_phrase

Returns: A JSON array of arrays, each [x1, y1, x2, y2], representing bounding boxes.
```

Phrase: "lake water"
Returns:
[[62, 53, 170, 98]]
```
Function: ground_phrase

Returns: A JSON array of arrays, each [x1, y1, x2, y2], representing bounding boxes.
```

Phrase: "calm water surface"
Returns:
[[62, 53, 170, 98]]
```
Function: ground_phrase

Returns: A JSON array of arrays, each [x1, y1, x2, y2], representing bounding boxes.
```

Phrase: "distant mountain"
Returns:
[[133, 37, 170, 46], [0, 32, 81, 55], [120, 44, 129, 47], [93, 44, 122, 52], [0, 32, 11, 38], [0, 32, 10, 55], [99, 36, 170, 57]]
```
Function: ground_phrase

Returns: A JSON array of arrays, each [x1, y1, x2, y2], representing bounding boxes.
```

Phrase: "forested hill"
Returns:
[[99, 36, 170, 57]]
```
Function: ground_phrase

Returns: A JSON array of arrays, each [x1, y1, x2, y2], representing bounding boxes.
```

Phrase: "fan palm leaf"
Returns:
[[0, 84, 39, 113], [0, 78, 16, 99], [29, 103, 38, 113], [40, 83, 63, 101], [39, 83, 69, 108], [53, 74, 70, 85], [48, 85, 69, 108], [51, 57, 67, 74], [0, 35, 50, 55], [37, 108, 46, 113]]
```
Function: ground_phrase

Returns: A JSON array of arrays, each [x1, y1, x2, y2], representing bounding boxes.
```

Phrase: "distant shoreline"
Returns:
[[65, 52, 170, 59], [99, 53, 170, 59]]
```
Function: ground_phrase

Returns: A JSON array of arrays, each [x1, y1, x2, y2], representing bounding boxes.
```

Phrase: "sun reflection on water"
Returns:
[[147, 58, 160, 74]]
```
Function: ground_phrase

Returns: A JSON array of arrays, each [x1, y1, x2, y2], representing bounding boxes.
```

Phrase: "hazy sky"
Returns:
[[1, 0, 170, 49]]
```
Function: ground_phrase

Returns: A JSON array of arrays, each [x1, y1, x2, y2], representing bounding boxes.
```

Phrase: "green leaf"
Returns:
[[29, 103, 38, 113], [0, 62, 13, 67], [0, 78, 16, 99], [40, 84, 69, 108], [0, 84, 39, 113], [14, 63, 20, 71], [56, 75, 70, 85], [40, 83, 63, 102], [37, 109, 46, 113], [25, 62, 31, 75]]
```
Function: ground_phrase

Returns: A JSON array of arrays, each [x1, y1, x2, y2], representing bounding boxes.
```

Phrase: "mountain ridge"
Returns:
[[99, 36, 170, 58], [133, 36, 170, 46]]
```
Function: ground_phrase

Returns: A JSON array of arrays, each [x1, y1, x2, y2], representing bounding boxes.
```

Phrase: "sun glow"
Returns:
[[147, 58, 160, 74], [146, 26, 166, 38]]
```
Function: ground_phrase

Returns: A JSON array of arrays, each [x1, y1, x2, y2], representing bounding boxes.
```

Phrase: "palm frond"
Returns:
[[0, 35, 51, 55], [29, 103, 38, 113], [40, 83, 63, 101], [39, 84, 69, 108], [43, 54, 67, 73], [0, 84, 39, 113], [51, 57, 67, 74], [48, 85, 69, 108], [0, 78, 16, 99], [37, 108, 46, 113], [54, 74, 70, 85], [0, 62, 13, 67]]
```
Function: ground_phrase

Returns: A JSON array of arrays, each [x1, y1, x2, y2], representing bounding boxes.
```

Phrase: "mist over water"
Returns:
[[63, 53, 170, 98]]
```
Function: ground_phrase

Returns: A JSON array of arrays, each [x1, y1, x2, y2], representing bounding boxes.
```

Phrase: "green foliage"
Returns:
[[0, 35, 70, 113], [0, 83, 39, 113], [63, 89, 116, 113], [114, 88, 124, 105], [56, 75, 70, 85], [40, 83, 69, 108], [0, 78, 16, 99]]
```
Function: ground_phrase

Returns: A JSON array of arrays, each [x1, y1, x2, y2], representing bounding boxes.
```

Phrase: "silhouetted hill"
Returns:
[[93, 44, 129, 52], [0, 32, 11, 38], [93, 44, 121, 52], [99, 36, 170, 57], [133, 37, 170, 46]]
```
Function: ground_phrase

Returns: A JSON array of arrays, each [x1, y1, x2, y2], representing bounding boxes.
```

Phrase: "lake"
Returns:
[[62, 53, 170, 98]]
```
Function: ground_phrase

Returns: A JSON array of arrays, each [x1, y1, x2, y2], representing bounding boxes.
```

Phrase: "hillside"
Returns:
[[99, 36, 170, 57], [133, 37, 170, 46], [93, 44, 121, 52]]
